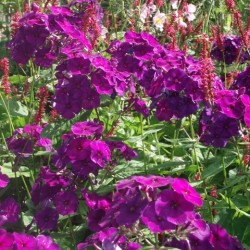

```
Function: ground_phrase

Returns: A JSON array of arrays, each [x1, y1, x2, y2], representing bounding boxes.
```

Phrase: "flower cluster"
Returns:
[[27, 120, 137, 231], [8, 0, 104, 66], [78, 175, 244, 249], [0, 229, 60, 250], [9, 0, 250, 149], [7, 124, 52, 169]]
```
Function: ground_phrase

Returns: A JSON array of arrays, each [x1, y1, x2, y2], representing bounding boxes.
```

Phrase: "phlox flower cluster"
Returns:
[[0, 229, 60, 250], [78, 175, 244, 250], [27, 120, 137, 231], [6, 124, 52, 168], [8, 0, 250, 149], [0, 168, 59, 250], [8, 0, 103, 66]]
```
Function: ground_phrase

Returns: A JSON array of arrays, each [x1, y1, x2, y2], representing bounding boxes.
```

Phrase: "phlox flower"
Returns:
[[153, 10, 166, 31], [171, 178, 203, 207], [36, 235, 60, 250], [13, 233, 38, 250], [53, 190, 79, 215], [35, 207, 59, 231], [0, 229, 14, 250], [141, 202, 176, 232], [90, 141, 111, 168], [155, 189, 194, 225], [241, 94, 250, 127], [0, 198, 20, 225]]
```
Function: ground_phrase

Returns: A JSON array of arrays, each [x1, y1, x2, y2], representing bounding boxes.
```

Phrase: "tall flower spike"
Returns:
[[0, 58, 11, 96], [200, 35, 215, 103], [10, 12, 20, 38], [34, 86, 49, 124], [225, 0, 235, 12]]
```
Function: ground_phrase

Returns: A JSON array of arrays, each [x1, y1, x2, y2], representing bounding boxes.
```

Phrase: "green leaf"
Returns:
[[8, 100, 28, 117], [242, 225, 250, 247], [9, 75, 26, 85], [202, 156, 235, 179], [220, 194, 250, 218]]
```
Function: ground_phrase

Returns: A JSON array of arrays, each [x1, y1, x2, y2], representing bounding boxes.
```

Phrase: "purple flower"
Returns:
[[53, 190, 79, 215], [231, 66, 250, 95], [155, 97, 174, 121], [91, 70, 114, 95], [72, 159, 100, 179], [184, 77, 205, 101], [209, 224, 230, 250], [188, 234, 213, 250], [66, 138, 91, 161], [0, 229, 14, 250], [155, 189, 194, 225], [134, 175, 172, 188], [0, 169, 9, 189], [127, 242, 142, 250], [215, 90, 244, 119], [0, 198, 20, 225], [63, 57, 91, 75], [90, 141, 111, 168], [36, 235, 60, 250], [199, 106, 239, 147], [171, 178, 203, 207], [34, 46, 56, 68], [163, 68, 187, 91], [241, 94, 250, 127], [134, 98, 149, 117], [115, 191, 147, 226], [71, 121, 103, 136], [211, 35, 242, 65], [53, 97, 82, 119], [141, 202, 175, 232], [81, 87, 100, 110], [102, 239, 122, 250], [13, 233, 38, 250], [35, 207, 59, 231]]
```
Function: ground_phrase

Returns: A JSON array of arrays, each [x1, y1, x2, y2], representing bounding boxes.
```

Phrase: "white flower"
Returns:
[[140, 4, 149, 24], [140, 3, 156, 24], [153, 10, 166, 31], [186, 4, 196, 21], [170, 0, 178, 9], [187, 3, 196, 13], [100, 26, 108, 39]]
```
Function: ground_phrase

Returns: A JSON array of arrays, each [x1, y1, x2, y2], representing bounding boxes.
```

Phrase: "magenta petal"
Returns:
[[0, 172, 9, 189]]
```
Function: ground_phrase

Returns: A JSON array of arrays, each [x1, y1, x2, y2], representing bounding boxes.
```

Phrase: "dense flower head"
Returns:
[[4, 5, 249, 249], [8, 0, 105, 66], [199, 106, 240, 147], [78, 175, 244, 249], [7, 124, 52, 158]]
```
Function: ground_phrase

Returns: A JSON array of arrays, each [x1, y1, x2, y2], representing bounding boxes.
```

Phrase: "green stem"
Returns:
[[68, 215, 76, 248], [0, 92, 15, 132], [140, 114, 147, 174]]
